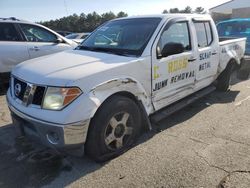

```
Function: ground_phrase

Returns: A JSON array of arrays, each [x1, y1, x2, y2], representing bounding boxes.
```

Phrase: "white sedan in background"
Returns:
[[65, 32, 90, 44], [0, 17, 77, 84]]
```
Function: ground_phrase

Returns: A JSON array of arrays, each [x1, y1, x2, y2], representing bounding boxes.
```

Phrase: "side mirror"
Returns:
[[55, 38, 63, 43], [158, 42, 185, 58]]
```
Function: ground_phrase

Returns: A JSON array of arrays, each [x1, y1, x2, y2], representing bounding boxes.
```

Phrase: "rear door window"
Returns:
[[205, 22, 213, 45], [0, 23, 21, 41], [194, 21, 213, 48]]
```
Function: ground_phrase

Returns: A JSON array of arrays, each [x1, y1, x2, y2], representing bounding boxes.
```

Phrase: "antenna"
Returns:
[[64, 0, 69, 16]]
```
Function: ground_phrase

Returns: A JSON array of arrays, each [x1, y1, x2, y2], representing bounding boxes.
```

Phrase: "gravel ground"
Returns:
[[0, 77, 250, 188]]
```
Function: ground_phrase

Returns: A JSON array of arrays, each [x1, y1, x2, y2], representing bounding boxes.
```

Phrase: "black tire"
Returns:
[[85, 95, 141, 162], [216, 62, 234, 92]]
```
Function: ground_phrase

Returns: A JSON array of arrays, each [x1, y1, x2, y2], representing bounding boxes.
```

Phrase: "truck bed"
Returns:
[[218, 37, 246, 73], [219, 36, 240, 42]]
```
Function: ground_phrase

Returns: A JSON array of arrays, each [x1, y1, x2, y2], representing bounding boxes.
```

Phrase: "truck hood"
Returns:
[[12, 50, 137, 86]]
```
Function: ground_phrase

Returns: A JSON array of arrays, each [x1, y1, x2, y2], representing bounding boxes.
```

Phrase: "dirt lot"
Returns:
[[1, 77, 250, 188]]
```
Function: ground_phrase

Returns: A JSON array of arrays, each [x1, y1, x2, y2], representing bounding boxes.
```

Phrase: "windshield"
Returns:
[[77, 18, 162, 56], [81, 34, 89, 39]]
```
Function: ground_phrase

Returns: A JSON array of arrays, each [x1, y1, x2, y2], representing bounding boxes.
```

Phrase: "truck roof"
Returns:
[[113, 14, 212, 21]]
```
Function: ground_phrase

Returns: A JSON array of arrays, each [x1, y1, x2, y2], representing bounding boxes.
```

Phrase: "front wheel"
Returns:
[[85, 95, 141, 162]]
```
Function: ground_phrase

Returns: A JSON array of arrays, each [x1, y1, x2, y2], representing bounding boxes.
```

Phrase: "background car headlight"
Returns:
[[42, 87, 82, 110]]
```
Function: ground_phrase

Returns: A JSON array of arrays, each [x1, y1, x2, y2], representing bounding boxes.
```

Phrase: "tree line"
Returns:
[[40, 11, 128, 33], [40, 7, 206, 33], [162, 6, 206, 14]]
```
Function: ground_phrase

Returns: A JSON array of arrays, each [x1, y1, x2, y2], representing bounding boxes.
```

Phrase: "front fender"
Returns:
[[87, 77, 153, 118]]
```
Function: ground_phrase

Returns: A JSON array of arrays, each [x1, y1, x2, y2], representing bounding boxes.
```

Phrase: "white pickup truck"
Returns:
[[7, 14, 246, 162]]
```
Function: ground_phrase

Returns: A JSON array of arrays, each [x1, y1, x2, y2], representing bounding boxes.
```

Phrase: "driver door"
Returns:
[[152, 20, 197, 110]]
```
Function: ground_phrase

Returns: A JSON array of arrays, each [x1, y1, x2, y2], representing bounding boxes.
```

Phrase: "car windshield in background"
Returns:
[[81, 34, 89, 39], [217, 21, 250, 37], [66, 33, 79, 39], [77, 18, 162, 56]]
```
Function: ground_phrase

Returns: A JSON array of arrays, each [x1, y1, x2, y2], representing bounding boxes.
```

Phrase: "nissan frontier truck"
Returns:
[[7, 14, 246, 161]]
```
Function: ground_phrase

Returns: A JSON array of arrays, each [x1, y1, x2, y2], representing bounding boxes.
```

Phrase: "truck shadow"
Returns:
[[0, 88, 240, 188], [230, 71, 249, 85], [138, 89, 240, 146], [0, 124, 102, 188]]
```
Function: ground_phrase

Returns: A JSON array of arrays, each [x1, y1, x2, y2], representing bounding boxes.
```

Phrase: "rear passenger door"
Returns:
[[19, 24, 71, 59], [193, 20, 220, 89], [0, 23, 30, 73]]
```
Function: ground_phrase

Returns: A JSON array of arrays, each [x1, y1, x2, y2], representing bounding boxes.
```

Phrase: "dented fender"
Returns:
[[87, 77, 153, 118], [218, 38, 246, 73]]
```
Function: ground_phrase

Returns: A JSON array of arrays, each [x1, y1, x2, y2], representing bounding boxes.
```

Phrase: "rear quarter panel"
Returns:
[[219, 38, 246, 72]]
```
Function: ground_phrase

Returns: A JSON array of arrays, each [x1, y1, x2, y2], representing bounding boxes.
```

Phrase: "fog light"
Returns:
[[46, 131, 60, 145]]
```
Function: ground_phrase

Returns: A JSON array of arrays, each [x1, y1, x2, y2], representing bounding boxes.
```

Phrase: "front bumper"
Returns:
[[8, 101, 90, 149]]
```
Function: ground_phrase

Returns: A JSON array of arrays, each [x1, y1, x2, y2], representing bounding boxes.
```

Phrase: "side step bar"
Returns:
[[150, 86, 216, 124]]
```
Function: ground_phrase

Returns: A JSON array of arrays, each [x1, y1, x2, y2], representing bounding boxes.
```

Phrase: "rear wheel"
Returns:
[[85, 95, 141, 162], [216, 62, 234, 92]]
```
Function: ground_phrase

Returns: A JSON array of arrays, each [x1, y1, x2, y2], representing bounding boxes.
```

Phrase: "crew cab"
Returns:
[[7, 14, 246, 162], [0, 17, 77, 85]]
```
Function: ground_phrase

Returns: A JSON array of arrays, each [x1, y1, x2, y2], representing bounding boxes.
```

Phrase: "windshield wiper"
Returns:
[[77, 46, 100, 52], [77, 46, 113, 53], [110, 51, 134, 57], [77, 46, 134, 57]]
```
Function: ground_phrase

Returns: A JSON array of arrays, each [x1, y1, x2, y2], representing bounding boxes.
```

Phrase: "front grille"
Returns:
[[13, 78, 27, 100], [32, 86, 46, 106], [12, 77, 46, 107]]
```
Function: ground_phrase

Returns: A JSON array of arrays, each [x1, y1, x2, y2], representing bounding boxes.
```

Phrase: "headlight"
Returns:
[[42, 87, 82, 110]]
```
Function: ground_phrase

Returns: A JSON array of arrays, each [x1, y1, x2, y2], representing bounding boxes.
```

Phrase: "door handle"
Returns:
[[188, 58, 196, 62], [29, 46, 40, 51], [212, 51, 217, 55]]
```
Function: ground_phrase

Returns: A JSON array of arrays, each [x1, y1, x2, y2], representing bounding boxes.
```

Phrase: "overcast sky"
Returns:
[[0, 0, 230, 22]]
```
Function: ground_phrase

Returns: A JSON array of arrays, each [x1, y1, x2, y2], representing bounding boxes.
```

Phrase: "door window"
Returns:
[[0, 23, 21, 41], [194, 21, 213, 48], [20, 24, 57, 42], [158, 22, 192, 54]]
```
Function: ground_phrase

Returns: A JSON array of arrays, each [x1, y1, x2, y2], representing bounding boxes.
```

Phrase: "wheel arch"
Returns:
[[218, 58, 238, 75], [227, 58, 238, 68], [87, 78, 153, 134], [102, 91, 152, 131]]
